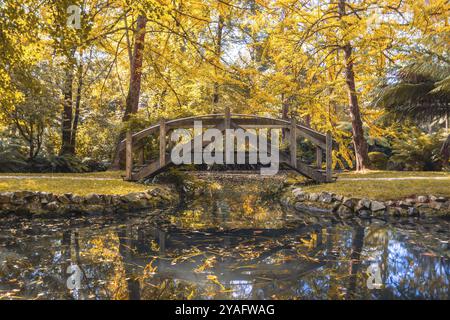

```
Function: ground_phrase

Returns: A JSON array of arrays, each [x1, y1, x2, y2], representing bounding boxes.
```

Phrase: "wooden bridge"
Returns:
[[119, 108, 337, 183]]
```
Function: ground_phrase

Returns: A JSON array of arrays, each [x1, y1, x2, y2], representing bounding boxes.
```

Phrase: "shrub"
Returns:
[[390, 128, 443, 171], [0, 149, 28, 172], [43, 154, 89, 173], [369, 152, 389, 170], [82, 158, 108, 172]]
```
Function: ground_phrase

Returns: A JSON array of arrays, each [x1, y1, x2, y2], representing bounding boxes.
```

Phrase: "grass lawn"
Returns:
[[338, 170, 450, 179], [0, 171, 151, 195], [0, 171, 126, 179], [302, 170, 450, 200]]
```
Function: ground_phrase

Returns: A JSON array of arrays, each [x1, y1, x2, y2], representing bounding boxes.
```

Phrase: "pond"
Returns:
[[0, 176, 449, 300]]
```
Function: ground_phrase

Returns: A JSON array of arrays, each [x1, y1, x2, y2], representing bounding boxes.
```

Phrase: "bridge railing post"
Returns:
[[224, 106, 231, 129], [316, 146, 322, 169], [326, 130, 332, 182], [160, 119, 166, 167], [125, 130, 133, 180], [290, 118, 297, 168]]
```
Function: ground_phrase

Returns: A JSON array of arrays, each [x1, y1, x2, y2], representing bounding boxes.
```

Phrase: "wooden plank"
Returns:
[[290, 118, 297, 168], [125, 131, 133, 180], [316, 146, 323, 169], [326, 130, 332, 182], [159, 119, 166, 167]]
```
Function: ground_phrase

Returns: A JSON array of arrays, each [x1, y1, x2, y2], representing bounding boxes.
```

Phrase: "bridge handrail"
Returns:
[[118, 113, 337, 151]]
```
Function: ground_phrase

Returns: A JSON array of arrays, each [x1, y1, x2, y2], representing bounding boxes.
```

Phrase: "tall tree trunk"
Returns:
[[212, 14, 224, 112], [338, 0, 370, 171], [70, 62, 83, 155], [110, 15, 147, 169], [123, 15, 147, 122], [60, 55, 75, 156]]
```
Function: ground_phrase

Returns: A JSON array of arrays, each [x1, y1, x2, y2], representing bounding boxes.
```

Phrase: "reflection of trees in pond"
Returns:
[[173, 188, 287, 230], [1, 188, 450, 300]]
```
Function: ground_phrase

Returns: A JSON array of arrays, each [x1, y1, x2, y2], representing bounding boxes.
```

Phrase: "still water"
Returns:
[[0, 177, 449, 299]]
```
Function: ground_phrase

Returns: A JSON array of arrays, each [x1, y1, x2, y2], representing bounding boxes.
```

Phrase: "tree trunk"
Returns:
[[70, 62, 83, 155], [212, 14, 224, 111], [110, 15, 147, 169], [338, 0, 370, 171], [60, 55, 75, 156], [122, 15, 147, 122]]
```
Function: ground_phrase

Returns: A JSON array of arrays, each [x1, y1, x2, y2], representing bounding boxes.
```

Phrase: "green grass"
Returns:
[[0, 171, 150, 196], [338, 170, 450, 179], [302, 170, 450, 200], [0, 171, 125, 179]]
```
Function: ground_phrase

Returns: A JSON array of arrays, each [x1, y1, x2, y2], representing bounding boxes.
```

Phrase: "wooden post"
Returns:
[[316, 146, 323, 169], [290, 118, 297, 168], [138, 148, 145, 166], [125, 131, 133, 180], [326, 130, 332, 182], [159, 119, 166, 167], [224, 106, 231, 130]]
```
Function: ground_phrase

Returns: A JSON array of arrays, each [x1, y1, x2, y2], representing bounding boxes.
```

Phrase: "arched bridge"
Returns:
[[118, 109, 338, 183]]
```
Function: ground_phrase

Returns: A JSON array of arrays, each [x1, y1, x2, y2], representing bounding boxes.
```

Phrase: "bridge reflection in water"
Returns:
[[0, 179, 449, 300]]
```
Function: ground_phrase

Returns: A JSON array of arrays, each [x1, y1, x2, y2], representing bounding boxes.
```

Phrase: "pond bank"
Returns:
[[281, 187, 450, 219], [0, 186, 179, 217]]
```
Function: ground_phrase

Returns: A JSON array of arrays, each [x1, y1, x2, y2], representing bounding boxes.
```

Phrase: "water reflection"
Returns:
[[0, 179, 449, 300]]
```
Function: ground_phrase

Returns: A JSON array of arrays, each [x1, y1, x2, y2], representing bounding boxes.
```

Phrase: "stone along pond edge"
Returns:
[[0, 186, 179, 216], [281, 187, 450, 219]]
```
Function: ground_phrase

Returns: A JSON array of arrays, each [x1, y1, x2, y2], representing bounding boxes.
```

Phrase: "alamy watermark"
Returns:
[[67, 5, 81, 29], [171, 121, 280, 176], [66, 264, 82, 290], [366, 263, 383, 290]]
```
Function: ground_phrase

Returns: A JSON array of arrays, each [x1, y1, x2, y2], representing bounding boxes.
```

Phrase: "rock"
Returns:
[[71, 195, 84, 204], [38, 192, 53, 204], [355, 198, 371, 211], [333, 194, 344, 202], [103, 195, 113, 205], [332, 202, 341, 212], [429, 195, 437, 202], [407, 207, 419, 217], [293, 190, 307, 201], [319, 192, 333, 203], [308, 193, 319, 202], [358, 209, 372, 218], [15, 191, 36, 199], [57, 194, 72, 204], [370, 201, 386, 212], [435, 196, 447, 203], [398, 201, 410, 208], [342, 197, 357, 210], [337, 205, 353, 219], [386, 207, 400, 217], [0, 192, 12, 204], [404, 198, 415, 205], [417, 195, 428, 203], [385, 200, 395, 207], [45, 201, 61, 212], [430, 201, 443, 210], [292, 188, 303, 197], [85, 193, 102, 205]]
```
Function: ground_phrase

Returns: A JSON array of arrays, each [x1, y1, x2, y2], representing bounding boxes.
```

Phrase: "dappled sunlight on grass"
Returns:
[[0, 176, 149, 195], [338, 170, 450, 179], [0, 171, 125, 179]]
